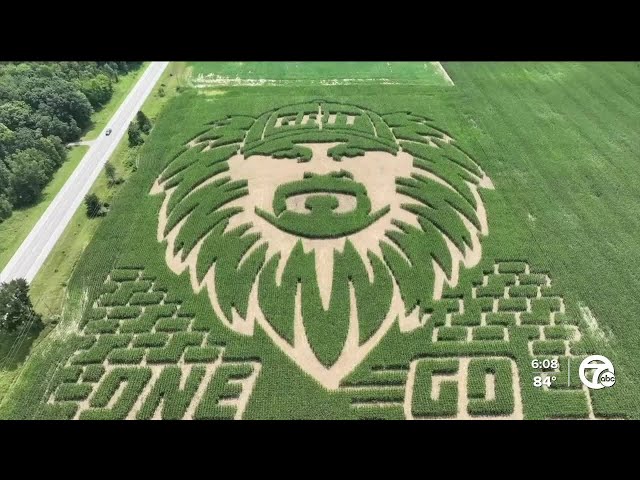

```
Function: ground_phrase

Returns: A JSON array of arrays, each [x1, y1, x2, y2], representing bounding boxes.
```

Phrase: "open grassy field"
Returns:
[[2, 62, 639, 419], [189, 62, 452, 87]]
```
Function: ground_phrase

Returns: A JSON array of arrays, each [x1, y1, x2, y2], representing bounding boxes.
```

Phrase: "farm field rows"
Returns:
[[2, 62, 639, 419]]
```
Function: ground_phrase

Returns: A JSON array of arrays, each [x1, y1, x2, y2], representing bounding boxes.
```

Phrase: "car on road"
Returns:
[[106, 128, 112, 136]]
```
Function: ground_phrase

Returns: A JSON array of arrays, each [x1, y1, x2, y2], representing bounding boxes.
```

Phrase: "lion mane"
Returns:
[[150, 101, 493, 389]]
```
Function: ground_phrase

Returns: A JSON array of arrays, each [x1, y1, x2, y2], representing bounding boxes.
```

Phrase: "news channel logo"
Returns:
[[579, 355, 616, 389]]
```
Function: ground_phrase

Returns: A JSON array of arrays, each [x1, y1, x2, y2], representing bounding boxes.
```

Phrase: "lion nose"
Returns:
[[304, 194, 340, 213]]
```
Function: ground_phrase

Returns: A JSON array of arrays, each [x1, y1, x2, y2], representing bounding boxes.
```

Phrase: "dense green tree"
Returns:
[[104, 161, 119, 186], [0, 100, 32, 130], [0, 160, 14, 204], [36, 135, 66, 168], [102, 64, 117, 82], [136, 110, 152, 134], [128, 121, 143, 147], [81, 73, 113, 109], [0, 279, 42, 333], [10, 149, 49, 206], [0, 194, 11, 221], [0, 122, 15, 159], [33, 113, 79, 141], [84, 193, 102, 218]]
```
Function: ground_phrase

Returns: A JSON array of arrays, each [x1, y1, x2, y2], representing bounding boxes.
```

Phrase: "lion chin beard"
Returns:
[[150, 147, 493, 390]]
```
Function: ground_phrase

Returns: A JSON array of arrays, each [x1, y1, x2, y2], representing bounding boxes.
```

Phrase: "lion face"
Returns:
[[228, 143, 407, 240], [151, 101, 493, 389]]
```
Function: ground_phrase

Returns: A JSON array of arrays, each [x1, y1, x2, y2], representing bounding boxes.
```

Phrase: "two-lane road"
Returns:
[[0, 62, 169, 284]]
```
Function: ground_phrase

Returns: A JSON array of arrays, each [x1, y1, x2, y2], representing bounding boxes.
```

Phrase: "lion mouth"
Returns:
[[255, 171, 390, 239]]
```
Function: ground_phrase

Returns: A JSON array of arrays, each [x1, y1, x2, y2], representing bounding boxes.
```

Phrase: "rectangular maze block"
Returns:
[[531, 340, 566, 356], [183, 346, 223, 363], [55, 383, 93, 402], [508, 285, 538, 298], [497, 262, 528, 274], [109, 269, 141, 282], [544, 325, 575, 340], [129, 292, 166, 306], [87, 307, 108, 321], [485, 312, 517, 326], [436, 326, 468, 341], [132, 332, 169, 348], [498, 297, 528, 312], [108, 347, 146, 364], [155, 317, 192, 332], [107, 306, 143, 320], [84, 319, 120, 334], [472, 326, 506, 341], [474, 297, 495, 311], [520, 312, 551, 326], [533, 297, 562, 313], [146, 332, 204, 364], [519, 273, 548, 285]]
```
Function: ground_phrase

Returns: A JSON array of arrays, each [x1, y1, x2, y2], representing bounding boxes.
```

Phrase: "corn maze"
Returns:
[[29, 98, 626, 420], [44, 267, 261, 420], [6, 72, 637, 421], [41, 260, 612, 420]]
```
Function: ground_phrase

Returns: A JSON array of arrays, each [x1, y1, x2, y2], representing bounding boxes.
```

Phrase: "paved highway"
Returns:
[[0, 62, 169, 284]]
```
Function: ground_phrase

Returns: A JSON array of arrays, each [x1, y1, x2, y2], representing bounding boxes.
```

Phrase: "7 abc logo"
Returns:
[[579, 355, 616, 389]]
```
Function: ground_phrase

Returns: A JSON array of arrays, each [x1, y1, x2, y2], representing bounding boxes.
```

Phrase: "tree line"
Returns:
[[0, 62, 142, 223]]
